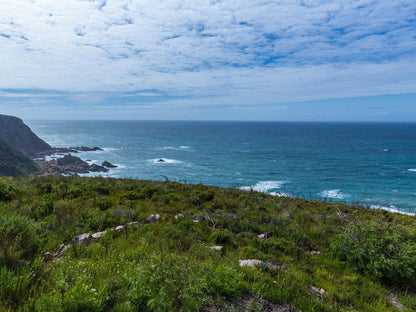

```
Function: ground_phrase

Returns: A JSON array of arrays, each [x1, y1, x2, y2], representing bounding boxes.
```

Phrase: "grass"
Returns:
[[0, 175, 415, 311]]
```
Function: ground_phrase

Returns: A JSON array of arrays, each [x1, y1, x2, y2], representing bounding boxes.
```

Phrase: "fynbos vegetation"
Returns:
[[0, 176, 415, 311]]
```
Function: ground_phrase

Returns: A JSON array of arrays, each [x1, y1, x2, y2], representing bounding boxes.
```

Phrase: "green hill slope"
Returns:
[[0, 176, 415, 311], [0, 138, 40, 176]]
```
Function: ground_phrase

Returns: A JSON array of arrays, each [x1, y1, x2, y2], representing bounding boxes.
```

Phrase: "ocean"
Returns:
[[27, 120, 416, 215]]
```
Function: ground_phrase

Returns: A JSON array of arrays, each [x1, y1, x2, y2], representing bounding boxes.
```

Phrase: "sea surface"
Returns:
[[27, 120, 416, 215]]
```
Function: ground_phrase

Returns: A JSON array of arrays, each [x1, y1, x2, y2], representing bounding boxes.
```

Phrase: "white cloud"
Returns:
[[0, 0, 415, 107]]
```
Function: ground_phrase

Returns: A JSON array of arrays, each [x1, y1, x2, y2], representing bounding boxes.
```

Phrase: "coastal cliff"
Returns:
[[0, 114, 112, 176], [0, 114, 52, 156]]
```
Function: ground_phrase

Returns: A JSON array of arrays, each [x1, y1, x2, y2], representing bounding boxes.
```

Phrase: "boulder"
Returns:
[[146, 214, 161, 223], [89, 163, 109, 172], [210, 246, 223, 251], [91, 231, 107, 239], [239, 259, 283, 270], [308, 285, 326, 301], [70, 233, 93, 245], [102, 161, 117, 168], [71, 146, 103, 152], [239, 259, 263, 268], [115, 225, 125, 232]]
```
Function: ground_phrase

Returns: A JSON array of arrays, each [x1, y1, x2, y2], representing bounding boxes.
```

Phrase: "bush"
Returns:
[[0, 266, 33, 309], [126, 254, 205, 311], [0, 211, 38, 267], [210, 230, 233, 245], [0, 178, 12, 200], [330, 222, 416, 289], [206, 265, 244, 298]]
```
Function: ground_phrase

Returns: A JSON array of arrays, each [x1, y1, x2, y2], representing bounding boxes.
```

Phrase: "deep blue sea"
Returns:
[[27, 121, 416, 215]]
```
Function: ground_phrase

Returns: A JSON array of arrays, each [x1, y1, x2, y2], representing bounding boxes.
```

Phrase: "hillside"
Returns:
[[0, 176, 415, 311], [0, 114, 52, 156], [0, 137, 40, 176]]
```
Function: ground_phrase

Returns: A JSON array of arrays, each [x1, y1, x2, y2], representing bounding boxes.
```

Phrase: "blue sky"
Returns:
[[0, 0, 415, 120]]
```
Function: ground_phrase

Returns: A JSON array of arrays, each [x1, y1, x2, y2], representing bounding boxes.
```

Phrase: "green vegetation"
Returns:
[[0, 175, 415, 311], [0, 138, 40, 176]]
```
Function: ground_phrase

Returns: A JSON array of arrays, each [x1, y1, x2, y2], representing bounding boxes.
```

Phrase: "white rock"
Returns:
[[239, 259, 263, 267], [146, 214, 161, 223], [210, 246, 223, 251], [115, 225, 124, 232], [238, 259, 281, 270], [257, 234, 266, 239], [70, 233, 93, 245], [92, 231, 107, 239]]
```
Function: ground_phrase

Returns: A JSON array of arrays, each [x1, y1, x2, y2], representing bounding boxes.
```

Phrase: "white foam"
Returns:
[[408, 169, 416, 172], [319, 189, 349, 200], [159, 146, 176, 150], [102, 147, 120, 152], [158, 146, 191, 151], [370, 205, 415, 216], [149, 158, 183, 164], [44, 153, 66, 161], [113, 164, 126, 169], [269, 192, 290, 197], [240, 181, 286, 193]]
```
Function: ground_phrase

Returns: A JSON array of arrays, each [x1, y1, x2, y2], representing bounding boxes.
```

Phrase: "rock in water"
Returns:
[[45, 154, 108, 175], [71, 146, 103, 152], [102, 161, 117, 168], [89, 164, 109, 172]]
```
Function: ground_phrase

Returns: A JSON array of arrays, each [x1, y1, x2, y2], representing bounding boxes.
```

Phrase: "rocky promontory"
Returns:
[[0, 114, 52, 156], [0, 114, 114, 176], [43, 154, 109, 175]]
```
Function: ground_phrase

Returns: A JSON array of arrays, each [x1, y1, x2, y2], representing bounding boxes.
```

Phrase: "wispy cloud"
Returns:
[[0, 0, 415, 118]]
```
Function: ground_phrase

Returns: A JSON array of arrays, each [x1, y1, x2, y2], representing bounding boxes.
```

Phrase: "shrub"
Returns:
[[0, 211, 38, 267], [126, 254, 205, 311], [206, 265, 244, 298], [210, 230, 234, 245], [0, 178, 12, 200], [330, 222, 416, 289], [33, 194, 55, 219], [0, 266, 34, 309], [97, 199, 113, 211]]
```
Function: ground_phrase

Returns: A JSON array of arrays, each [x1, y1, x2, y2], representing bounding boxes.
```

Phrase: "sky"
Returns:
[[0, 0, 415, 121]]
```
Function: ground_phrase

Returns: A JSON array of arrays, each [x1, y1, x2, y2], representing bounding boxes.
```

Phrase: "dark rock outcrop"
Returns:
[[0, 114, 52, 156], [71, 146, 103, 152], [102, 161, 117, 168], [0, 114, 109, 176], [44, 154, 108, 175], [89, 164, 108, 172]]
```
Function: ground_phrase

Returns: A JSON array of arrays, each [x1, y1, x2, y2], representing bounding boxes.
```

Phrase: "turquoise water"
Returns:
[[27, 121, 416, 215]]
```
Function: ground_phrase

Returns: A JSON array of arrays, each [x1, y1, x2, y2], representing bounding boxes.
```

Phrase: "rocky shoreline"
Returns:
[[0, 114, 119, 176], [39, 147, 117, 176]]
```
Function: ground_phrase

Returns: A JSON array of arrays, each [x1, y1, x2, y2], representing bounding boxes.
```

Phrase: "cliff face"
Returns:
[[0, 137, 40, 176], [0, 114, 52, 156]]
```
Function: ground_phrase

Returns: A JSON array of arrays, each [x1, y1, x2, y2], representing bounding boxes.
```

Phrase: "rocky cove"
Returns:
[[0, 114, 117, 176]]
